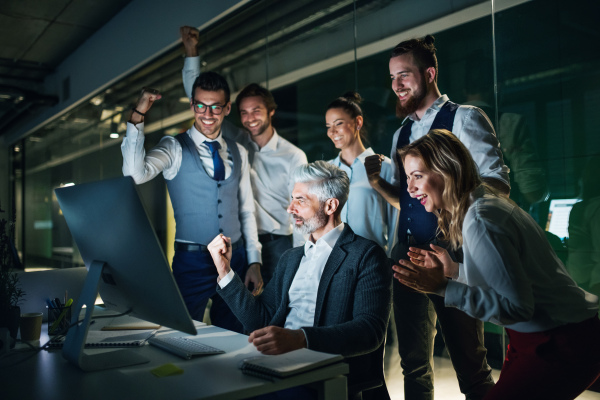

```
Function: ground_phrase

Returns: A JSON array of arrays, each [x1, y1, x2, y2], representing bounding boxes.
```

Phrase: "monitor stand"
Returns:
[[62, 260, 150, 371]]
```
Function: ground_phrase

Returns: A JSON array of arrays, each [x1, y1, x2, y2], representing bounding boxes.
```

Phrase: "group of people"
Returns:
[[122, 27, 600, 400]]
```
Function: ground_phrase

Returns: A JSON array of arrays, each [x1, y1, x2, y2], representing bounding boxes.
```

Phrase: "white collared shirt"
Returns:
[[390, 94, 510, 188], [217, 223, 345, 327], [121, 122, 261, 264], [330, 148, 397, 255], [284, 223, 345, 330], [239, 130, 308, 243]]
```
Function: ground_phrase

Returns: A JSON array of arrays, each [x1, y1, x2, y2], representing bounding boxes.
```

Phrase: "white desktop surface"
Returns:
[[1, 317, 348, 400]]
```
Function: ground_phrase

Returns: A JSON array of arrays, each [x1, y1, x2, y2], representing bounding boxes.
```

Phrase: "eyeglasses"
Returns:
[[192, 100, 226, 115]]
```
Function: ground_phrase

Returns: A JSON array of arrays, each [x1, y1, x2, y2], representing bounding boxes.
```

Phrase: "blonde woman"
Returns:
[[394, 129, 600, 400]]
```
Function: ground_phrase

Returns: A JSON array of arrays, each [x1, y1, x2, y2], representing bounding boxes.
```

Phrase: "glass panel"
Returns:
[[494, 0, 600, 300]]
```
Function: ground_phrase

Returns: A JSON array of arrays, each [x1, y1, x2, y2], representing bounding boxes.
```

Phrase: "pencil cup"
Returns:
[[47, 305, 72, 336]]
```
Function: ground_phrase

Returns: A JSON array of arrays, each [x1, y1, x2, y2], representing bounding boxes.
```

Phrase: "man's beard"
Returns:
[[395, 73, 428, 119], [292, 205, 328, 235], [244, 115, 271, 137]]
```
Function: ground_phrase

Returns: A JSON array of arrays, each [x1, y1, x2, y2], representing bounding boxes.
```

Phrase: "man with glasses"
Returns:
[[121, 72, 262, 334], [180, 26, 308, 285]]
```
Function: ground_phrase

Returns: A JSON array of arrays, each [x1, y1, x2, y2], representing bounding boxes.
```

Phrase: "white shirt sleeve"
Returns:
[[237, 144, 262, 265], [454, 107, 510, 186], [444, 208, 535, 325], [388, 127, 402, 187], [217, 269, 236, 288], [381, 159, 399, 256], [182, 56, 201, 99], [121, 122, 182, 183]]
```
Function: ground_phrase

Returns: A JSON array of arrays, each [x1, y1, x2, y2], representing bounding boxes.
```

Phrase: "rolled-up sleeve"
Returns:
[[455, 107, 510, 187], [121, 122, 181, 183]]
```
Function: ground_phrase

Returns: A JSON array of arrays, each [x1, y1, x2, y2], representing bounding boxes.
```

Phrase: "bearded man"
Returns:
[[364, 35, 510, 400], [208, 161, 392, 400]]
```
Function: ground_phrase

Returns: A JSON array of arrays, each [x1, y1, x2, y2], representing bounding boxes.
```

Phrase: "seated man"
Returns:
[[208, 161, 392, 399]]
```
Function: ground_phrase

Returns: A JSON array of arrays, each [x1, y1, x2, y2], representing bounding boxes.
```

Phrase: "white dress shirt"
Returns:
[[284, 223, 345, 329], [239, 131, 308, 244], [121, 122, 262, 264], [330, 149, 397, 255], [218, 223, 345, 331], [444, 187, 599, 332], [183, 56, 308, 246], [390, 95, 510, 188]]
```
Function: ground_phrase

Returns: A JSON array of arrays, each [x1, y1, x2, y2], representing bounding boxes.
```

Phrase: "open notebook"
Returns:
[[239, 348, 344, 380]]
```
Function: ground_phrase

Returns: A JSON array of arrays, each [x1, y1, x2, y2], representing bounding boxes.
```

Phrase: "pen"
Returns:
[[50, 298, 73, 333], [54, 297, 63, 308]]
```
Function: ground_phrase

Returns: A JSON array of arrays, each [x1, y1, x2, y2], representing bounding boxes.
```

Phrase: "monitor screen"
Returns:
[[55, 176, 196, 337], [546, 198, 580, 240]]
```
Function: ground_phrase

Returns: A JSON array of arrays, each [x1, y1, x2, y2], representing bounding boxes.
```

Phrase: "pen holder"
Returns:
[[47, 305, 72, 336]]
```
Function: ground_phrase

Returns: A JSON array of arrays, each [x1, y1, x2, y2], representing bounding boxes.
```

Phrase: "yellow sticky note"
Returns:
[[151, 363, 184, 377]]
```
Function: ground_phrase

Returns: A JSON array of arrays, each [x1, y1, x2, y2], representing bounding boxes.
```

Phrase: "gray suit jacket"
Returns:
[[217, 224, 392, 387]]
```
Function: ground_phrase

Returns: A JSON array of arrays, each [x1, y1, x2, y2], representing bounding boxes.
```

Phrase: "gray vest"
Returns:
[[166, 132, 243, 245]]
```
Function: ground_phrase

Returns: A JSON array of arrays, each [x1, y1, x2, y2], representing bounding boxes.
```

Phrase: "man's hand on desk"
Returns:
[[245, 263, 263, 296], [248, 326, 306, 355], [207, 234, 232, 279]]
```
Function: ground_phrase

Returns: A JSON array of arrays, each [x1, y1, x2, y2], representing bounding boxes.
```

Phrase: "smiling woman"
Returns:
[[324, 92, 398, 255], [394, 129, 600, 400]]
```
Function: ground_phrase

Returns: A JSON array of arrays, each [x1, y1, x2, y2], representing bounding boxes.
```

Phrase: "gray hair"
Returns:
[[292, 161, 350, 211]]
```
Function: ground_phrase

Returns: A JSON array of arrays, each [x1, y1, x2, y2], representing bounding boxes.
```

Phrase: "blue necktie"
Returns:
[[205, 141, 225, 181]]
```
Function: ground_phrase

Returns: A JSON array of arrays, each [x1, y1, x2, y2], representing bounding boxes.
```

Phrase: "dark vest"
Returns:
[[166, 133, 243, 244], [396, 101, 459, 244]]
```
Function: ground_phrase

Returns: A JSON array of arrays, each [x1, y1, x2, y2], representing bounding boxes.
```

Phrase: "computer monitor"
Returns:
[[55, 176, 196, 371], [546, 198, 580, 240]]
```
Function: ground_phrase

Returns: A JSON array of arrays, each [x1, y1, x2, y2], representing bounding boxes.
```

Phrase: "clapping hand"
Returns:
[[408, 244, 459, 280]]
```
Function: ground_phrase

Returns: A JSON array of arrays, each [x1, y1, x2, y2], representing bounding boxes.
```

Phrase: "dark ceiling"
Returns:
[[0, 0, 132, 134]]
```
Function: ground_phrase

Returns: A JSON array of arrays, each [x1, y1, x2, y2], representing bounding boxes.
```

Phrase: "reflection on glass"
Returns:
[[568, 155, 600, 299]]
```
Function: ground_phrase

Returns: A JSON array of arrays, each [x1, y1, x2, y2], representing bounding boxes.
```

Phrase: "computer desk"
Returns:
[[1, 318, 349, 400]]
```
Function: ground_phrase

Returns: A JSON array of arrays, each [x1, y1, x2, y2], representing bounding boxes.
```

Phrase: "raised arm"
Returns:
[[128, 88, 161, 125], [122, 89, 181, 185], [180, 25, 199, 57], [180, 26, 201, 99]]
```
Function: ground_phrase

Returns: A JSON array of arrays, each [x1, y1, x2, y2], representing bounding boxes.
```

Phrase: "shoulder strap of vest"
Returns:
[[223, 136, 242, 177], [430, 100, 459, 132], [397, 119, 414, 149], [176, 132, 205, 172]]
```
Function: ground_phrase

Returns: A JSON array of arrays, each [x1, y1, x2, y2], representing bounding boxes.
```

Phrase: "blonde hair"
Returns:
[[398, 129, 484, 249]]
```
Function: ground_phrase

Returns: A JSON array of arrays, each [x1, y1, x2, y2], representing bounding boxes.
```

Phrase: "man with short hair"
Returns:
[[121, 71, 262, 333], [208, 161, 392, 398], [366, 35, 509, 400], [180, 26, 308, 285]]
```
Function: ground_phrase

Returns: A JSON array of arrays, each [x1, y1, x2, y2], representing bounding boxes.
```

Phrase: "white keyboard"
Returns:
[[148, 336, 225, 360]]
